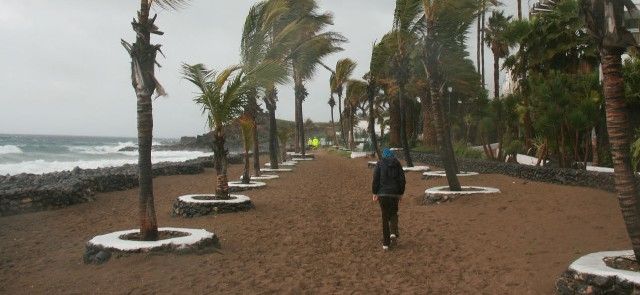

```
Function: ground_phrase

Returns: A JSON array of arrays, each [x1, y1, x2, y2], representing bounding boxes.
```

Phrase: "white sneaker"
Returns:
[[382, 245, 389, 251], [390, 234, 397, 239]]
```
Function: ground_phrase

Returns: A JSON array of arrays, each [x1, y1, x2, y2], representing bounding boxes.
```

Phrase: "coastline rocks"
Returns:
[[0, 157, 216, 216], [557, 269, 640, 294]]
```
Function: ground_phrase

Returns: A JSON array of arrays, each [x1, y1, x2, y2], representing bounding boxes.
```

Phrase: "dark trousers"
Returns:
[[378, 196, 399, 246]]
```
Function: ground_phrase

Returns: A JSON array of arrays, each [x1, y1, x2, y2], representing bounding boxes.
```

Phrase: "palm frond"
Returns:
[[150, 0, 190, 10]]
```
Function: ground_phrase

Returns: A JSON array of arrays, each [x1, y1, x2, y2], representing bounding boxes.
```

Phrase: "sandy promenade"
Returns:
[[0, 150, 631, 294]]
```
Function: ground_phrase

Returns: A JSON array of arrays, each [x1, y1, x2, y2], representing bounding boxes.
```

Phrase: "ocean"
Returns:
[[0, 134, 213, 175]]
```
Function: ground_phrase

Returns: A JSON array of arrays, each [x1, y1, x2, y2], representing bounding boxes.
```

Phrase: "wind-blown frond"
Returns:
[[182, 63, 250, 129], [333, 58, 357, 93], [150, 0, 190, 10]]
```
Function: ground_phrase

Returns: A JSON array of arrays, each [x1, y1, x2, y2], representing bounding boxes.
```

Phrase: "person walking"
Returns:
[[372, 148, 406, 250]]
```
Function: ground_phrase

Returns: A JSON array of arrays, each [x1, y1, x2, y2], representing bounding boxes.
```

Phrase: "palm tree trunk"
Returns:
[[517, 0, 522, 20], [330, 105, 339, 146], [136, 89, 158, 240], [293, 75, 307, 156], [422, 89, 437, 148], [481, 10, 486, 88], [349, 106, 356, 149], [398, 83, 414, 167], [493, 53, 500, 99], [367, 83, 380, 159], [298, 98, 306, 156], [294, 100, 300, 153], [602, 50, 640, 258], [477, 15, 481, 74], [265, 88, 279, 170], [213, 126, 230, 199], [248, 91, 261, 177], [432, 87, 462, 191], [338, 92, 347, 147], [242, 145, 251, 184], [592, 127, 599, 165], [131, 0, 158, 241], [389, 98, 401, 147]]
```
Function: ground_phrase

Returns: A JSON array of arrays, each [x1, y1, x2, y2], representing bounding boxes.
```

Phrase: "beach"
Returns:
[[0, 151, 629, 294]]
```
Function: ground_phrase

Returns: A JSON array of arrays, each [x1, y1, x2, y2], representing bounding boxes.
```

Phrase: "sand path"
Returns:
[[0, 151, 631, 294]]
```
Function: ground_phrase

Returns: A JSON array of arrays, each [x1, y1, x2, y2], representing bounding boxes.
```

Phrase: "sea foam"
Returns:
[[0, 150, 212, 175], [0, 145, 23, 155], [68, 141, 137, 154]]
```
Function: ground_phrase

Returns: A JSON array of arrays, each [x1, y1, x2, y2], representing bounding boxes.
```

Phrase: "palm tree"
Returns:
[[476, 0, 500, 87], [421, 0, 480, 191], [366, 43, 384, 158], [120, 0, 188, 241], [241, 0, 290, 174], [581, 0, 640, 259], [391, 0, 425, 167], [182, 62, 287, 199], [484, 11, 512, 99], [332, 58, 357, 146], [345, 80, 368, 149], [280, 0, 344, 156]]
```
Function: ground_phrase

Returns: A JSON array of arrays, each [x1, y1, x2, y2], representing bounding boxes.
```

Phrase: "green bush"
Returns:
[[453, 142, 484, 159]]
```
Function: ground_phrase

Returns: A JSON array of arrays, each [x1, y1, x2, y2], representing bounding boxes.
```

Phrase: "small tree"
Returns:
[[182, 62, 286, 198], [332, 58, 357, 146]]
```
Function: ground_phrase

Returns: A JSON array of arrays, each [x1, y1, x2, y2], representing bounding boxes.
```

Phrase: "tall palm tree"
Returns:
[[392, 0, 425, 167], [241, 0, 290, 174], [182, 62, 287, 199], [120, 0, 188, 241], [476, 0, 500, 87], [421, 0, 480, 191], [367, 42, 385, 158], [345, 80, 368, 149], [286, 1, 345, 156], [581, 0, 640, 258], [332, 58, 357, 146], [484, 11, 512, 99]]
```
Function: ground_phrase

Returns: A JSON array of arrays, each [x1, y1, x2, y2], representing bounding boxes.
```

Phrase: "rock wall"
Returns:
[[556, 269, 640, 294], [0, 156, 237, 216], [397, 152, 618, 192]]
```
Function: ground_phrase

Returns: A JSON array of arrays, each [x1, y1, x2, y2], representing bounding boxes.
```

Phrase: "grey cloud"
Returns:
[[0, 0, 525, 138]]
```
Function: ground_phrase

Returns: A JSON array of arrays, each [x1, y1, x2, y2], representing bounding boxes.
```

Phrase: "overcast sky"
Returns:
[[0, 0, 529, 138]]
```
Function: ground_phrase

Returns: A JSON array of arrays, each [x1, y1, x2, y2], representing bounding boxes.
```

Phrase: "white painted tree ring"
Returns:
[[87, 227, 216, 252]]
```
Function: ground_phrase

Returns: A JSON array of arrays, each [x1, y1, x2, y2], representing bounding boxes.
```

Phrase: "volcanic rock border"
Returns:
[[0, 154, 243, 216], [172, 194, 254, 218]]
